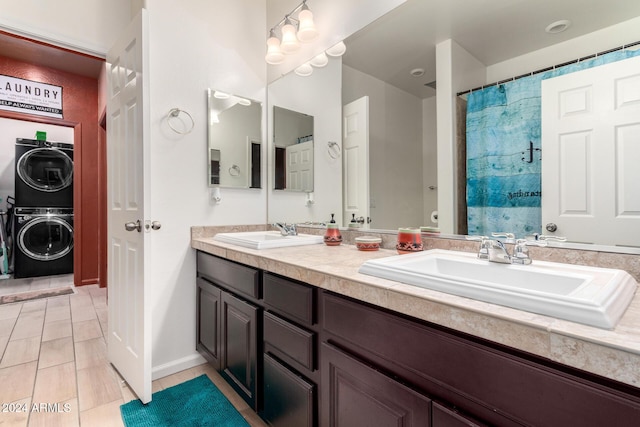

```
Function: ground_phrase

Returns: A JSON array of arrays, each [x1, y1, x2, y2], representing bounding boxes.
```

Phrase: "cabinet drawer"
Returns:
[[197, 251, 260, 299], [263, 273, 314, 325], [264, 311, 315, 371], [263, 353, 315, 427]]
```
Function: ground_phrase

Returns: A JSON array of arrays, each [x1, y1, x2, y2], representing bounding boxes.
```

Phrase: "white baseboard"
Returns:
[[151, 352, 207, 381]]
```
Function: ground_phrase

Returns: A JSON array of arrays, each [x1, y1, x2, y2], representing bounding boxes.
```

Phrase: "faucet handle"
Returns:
[[511, 239, 534, 264], [491, 232, 516, 243], [527, 233, 567, 243], [466, 235, 490, 259], [465, 235, 489, 242]]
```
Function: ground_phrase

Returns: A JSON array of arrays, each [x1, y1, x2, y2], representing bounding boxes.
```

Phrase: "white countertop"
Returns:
[[192, 236, 640, 388]]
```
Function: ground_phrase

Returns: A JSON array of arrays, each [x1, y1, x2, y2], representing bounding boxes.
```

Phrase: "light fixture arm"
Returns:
[[268, 0, 308, 35]]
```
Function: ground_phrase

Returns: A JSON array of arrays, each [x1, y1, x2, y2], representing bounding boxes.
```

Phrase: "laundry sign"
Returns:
[[0, 75, 63, 118]]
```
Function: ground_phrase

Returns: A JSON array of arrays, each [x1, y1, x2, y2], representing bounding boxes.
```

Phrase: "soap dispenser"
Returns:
[[324, 215, 342, 246], [348, 213, 361, 229]]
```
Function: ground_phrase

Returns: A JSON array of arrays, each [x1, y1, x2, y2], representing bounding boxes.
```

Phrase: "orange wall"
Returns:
[[0, 54, 102, 286]]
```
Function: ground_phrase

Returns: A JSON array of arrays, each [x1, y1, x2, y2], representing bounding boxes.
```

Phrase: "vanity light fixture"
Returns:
[[265, 29, 285, 64], [325, 41, 346, 57], [265, 0, 318, 63], [310, 52, 328, 67], [213, 90, 230, 99], [280, 17, 301, 54], [297, 2, 318, 42], [294, 62, 314, 77]]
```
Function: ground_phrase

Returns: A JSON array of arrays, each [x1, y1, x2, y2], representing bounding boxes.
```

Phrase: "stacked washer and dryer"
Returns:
[[13, 138, 74, 278]]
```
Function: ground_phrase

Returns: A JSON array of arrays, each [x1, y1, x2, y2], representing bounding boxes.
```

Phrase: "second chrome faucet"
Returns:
[[469, 232, 566, 265]]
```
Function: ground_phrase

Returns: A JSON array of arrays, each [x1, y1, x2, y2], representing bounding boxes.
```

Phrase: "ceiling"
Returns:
[[0, 31, 104, 79], [342, 0, 640, 99]]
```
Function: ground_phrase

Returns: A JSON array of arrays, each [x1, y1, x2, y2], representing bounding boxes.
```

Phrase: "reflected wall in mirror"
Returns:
[[273, 106, 314, 192], [264, 0, 640, 251], [207, 89, 262, 188]]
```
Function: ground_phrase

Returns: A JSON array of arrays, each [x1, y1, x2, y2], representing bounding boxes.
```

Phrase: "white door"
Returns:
[[342, 97, 370, 227], [106, 10, 152, 403], [286, 140, 313, 191], [542, 55, 640, 246]]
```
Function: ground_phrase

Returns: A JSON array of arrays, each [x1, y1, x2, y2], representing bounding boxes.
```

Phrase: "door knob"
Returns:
[[125, 220, 142, 232], [144, 220, 162, 231], [546, 223, 558, 232]]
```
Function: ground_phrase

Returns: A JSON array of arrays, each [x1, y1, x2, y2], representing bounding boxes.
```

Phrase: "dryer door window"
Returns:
[[17, 148, 74, 192], [18, 217, 74, 261]]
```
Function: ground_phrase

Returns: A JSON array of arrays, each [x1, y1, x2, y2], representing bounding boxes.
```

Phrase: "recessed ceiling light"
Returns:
[[410, 68, 425, 77], [545, 19, 571, 34]]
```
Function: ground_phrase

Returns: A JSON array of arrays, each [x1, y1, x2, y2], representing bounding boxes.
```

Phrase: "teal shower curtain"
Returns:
[[466, 48, 640, 238]]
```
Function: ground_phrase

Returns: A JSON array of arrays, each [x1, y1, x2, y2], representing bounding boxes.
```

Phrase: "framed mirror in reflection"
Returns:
[[273, 106, 314, 192], [207, 89, 262, 189]]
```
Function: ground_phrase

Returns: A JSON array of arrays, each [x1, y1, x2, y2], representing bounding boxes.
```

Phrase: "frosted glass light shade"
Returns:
[[297, 8, 318, 42], [265, 36, 285, 64], [295, 62, 313, 77], [326, 41, 346, 57], [280, 21, 300, 54], [310, 52, 328, 67]]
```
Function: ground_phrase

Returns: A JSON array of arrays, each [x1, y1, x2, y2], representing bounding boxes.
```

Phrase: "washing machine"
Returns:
[[15, 138, 74, 207], [13, 207, 74, 278]]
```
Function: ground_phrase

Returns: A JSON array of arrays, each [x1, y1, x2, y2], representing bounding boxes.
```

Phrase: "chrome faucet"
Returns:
[[472, 233, 513, 264], [468, 232, 566, 265], [274, 222, 297, 236]]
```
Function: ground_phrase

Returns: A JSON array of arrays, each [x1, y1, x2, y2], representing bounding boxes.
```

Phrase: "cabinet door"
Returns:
[[197, 278, 221, 369], [263, 353, 315, 427], [321, 342, 431, 427], [432, 402, 488, 427], [221, 290, 259, 410]]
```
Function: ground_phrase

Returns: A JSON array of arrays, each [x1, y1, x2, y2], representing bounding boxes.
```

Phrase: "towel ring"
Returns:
[[327, 141, 341, 159], [229, 165, 241, 176], [167, 108, 195, 134]]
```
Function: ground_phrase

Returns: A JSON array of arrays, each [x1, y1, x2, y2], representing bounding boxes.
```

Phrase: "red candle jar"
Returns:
[[396, 228, 423, 254], [324, 223, 342, 246]]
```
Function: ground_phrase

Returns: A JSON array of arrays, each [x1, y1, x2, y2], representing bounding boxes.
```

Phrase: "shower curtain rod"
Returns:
[[456, 40, 640, 97]]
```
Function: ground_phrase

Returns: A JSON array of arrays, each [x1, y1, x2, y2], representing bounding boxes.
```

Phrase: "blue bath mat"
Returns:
[[120, 374, 250, 427]]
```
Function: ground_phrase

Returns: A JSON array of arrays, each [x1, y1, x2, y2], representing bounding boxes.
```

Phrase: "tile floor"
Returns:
[[0, 276, 267, 426]]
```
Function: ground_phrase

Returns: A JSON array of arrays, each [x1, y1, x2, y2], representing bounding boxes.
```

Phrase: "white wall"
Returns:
[[435, 40, 485, 235], [145, 0, 267, 378], [0, 0, 132, 56], [422, 97, 437, 226], [342, 65, 424, 229], [268, 58, 342, 224], [0, 118, 73, 211]]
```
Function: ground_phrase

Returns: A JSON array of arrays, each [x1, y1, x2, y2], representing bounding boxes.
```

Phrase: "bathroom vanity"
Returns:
[[193, 230, 640, 426]]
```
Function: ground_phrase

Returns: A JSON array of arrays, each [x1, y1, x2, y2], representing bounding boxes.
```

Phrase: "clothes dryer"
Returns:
[[15, 138, 74, 207], [13, 207, 73, 278]]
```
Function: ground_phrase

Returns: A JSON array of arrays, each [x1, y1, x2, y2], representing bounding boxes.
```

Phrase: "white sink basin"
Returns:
[[359, 249, 637, 329], [213, 231, 324, 250]]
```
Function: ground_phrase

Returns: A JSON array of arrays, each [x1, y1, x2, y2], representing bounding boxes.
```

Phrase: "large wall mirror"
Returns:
[[265, 0, 640, 252], [273, 106, 314, 192], [207, 88, 262, 189]]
